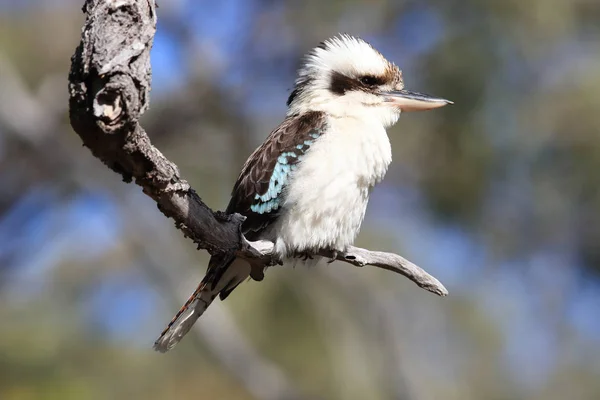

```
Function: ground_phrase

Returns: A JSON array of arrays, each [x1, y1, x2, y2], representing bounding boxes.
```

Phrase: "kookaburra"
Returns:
[[154, 34, 451, 352]]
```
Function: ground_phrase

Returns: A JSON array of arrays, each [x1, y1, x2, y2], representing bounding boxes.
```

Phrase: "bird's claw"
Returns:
[[327, 249, 339, 264], [250, 267, 265, 281], [269, 255, 283, 266], [293, 251, 314, 261]]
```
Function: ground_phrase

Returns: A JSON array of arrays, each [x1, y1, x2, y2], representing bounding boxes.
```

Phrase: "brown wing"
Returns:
[[226, 111, 327, 239]]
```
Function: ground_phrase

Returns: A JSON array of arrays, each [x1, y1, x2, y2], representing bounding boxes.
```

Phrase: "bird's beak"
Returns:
[[383, 89, 453, 112]]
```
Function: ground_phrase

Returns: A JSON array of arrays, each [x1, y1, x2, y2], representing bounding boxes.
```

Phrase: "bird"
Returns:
[[153, 34, 452, 352]]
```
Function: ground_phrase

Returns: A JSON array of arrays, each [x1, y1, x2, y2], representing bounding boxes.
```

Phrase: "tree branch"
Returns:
[[67, 0, 448, 297]]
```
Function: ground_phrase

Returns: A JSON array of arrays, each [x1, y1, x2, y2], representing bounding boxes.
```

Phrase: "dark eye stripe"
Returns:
[[359, 75, 385, 86], [328, 71, 389, 96], [329, 71, 361, 95]]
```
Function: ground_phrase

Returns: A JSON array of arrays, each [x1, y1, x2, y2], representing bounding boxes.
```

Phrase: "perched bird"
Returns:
[[154, 34, 452, 352]]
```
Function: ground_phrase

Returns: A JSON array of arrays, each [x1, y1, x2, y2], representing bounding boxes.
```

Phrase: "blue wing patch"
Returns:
[[249, 134, 320, 214], [226, 111, 327, 238]]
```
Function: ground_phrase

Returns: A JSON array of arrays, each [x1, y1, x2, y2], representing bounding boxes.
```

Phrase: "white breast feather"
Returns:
[[268, 116, 392, 257]]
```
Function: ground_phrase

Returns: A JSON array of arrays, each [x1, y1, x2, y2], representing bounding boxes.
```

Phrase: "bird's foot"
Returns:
[[250, 264, 266, 281], [292, 251, 314, 261], [268, 254, 284, 267], [326, 249, 339, 264]]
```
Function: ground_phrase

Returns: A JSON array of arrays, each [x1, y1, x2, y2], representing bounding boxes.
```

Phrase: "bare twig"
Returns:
[[246, 240, 447, 296], [67, 0, 447, 299]]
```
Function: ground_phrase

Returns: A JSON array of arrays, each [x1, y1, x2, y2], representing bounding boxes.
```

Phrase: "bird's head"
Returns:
[[287, 34, 452, 127]]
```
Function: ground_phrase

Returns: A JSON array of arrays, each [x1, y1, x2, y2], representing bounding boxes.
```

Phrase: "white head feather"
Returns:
[[287, 34, 404, 128]]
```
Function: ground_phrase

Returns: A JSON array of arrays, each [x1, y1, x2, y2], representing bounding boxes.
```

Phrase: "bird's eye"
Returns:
[[359, 75, 380, 86]]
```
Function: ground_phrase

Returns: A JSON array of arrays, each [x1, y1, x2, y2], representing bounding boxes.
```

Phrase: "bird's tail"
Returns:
[[153, 255, 250, 353]]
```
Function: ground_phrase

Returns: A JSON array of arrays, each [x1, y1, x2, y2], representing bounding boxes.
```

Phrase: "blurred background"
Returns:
[[1, 0, 600, 399]]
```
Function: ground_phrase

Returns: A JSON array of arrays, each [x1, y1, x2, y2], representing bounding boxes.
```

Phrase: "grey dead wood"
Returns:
[[68, 0, 448, 301]]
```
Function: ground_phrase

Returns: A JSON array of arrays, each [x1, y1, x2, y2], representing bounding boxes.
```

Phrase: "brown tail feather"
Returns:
[[153, 256, 250, 353]]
